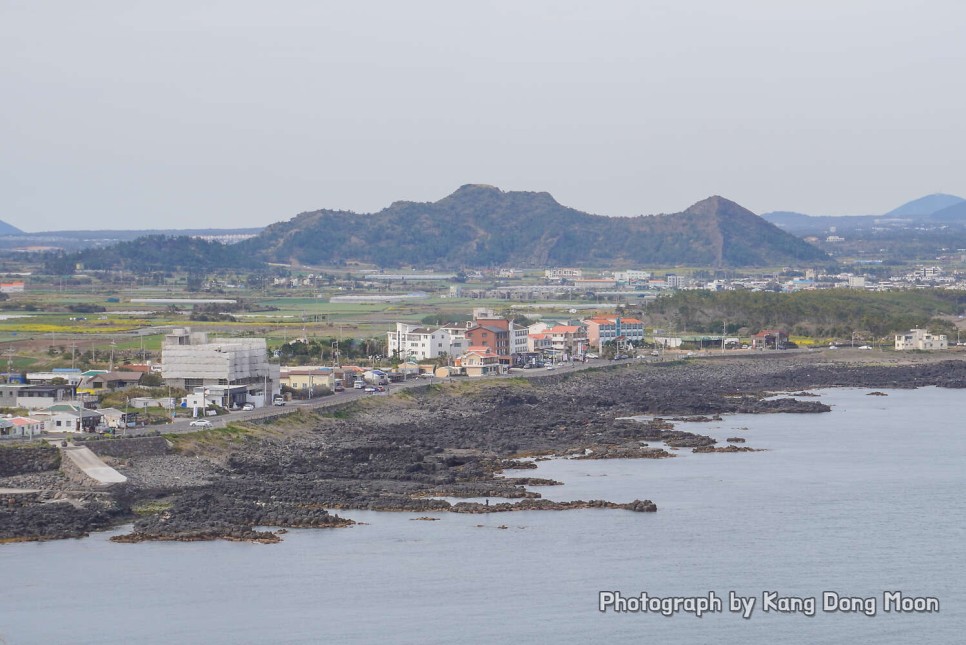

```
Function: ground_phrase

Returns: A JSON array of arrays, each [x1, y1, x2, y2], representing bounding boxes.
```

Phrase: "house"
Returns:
[[7, 416, 44, 438], [43, 403, 103, 433], [751, 329, 789, 349], [280, 367, 336, 393], [76, 371, 144, 394], [456, 346, 505, 377], [895, 328, 948, 351]]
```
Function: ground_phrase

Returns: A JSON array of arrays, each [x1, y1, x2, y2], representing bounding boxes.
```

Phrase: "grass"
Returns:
[[164, 424, 255, 455], [132, 500, 173, 516]]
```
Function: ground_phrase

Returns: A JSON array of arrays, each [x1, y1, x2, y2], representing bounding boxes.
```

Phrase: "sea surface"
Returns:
[[2, 387, 964, 644]]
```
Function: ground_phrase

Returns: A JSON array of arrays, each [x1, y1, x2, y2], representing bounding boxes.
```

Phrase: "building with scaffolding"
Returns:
[[161, 328, 279, 408]]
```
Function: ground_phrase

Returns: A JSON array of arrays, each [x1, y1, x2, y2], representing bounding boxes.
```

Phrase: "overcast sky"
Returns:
[[3, 1, 965, 231]]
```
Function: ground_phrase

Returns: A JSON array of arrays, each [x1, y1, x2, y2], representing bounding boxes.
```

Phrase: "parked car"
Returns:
[[585, 353, 599, 359], [241, 403, 255, 411], [273, 396, 286, 406], [189, 419, 213, 428], [545, 363, 556, 370]]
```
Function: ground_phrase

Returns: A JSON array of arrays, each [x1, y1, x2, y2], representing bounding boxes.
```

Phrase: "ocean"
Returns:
[[1, 387, 963, 644]]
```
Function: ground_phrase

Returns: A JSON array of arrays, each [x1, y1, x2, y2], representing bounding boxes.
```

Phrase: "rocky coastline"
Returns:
[[4, 353, 966, 544]]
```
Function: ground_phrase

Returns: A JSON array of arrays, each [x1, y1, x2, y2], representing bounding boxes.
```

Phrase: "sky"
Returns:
[[2, 0, 965, 232]]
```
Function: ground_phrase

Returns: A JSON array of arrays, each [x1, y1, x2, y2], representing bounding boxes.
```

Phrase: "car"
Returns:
[[241, 403, 255, 411], [189, 419, 213, 428], [364, 386, 377, 393], [858, 345, 872, 350], [353, 381, 365, 389], [585, 353, 599, 359], [545, 364, 556, 370]]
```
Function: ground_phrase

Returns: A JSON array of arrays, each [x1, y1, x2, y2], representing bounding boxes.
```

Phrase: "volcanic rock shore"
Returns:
[[4, 354, 965, 544]]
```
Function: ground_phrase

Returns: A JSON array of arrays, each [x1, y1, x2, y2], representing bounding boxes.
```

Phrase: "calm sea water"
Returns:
[[2, 387, 963, 644]]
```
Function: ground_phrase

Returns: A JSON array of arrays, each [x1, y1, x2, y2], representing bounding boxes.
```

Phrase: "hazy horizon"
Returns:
[[3, 1, 965, 231]]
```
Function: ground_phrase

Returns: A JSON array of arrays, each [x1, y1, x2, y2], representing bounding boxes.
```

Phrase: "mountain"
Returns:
[[885, 193, 965, 217], [239, 186, 829, 268], [762, 193, 966, 234], [0, 219, 23, 235], [927, 200, 966, 223]]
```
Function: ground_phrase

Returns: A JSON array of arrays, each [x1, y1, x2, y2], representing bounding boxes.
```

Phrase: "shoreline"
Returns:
[[3, 351, 965, 544]]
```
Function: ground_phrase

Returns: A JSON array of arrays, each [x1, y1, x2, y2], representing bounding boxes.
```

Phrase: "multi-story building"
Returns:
[[386, 323, 466, 362], [583, 316, 646, 350], [613, 270, 652, 283], [544, 268, 583, 281], [895, 328, 947, 351], [465, 319, 512, 364], [539, 325, 588, 357], [161, 328, 279, 408]]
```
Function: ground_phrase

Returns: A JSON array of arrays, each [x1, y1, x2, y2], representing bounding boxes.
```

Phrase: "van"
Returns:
[[273, 395, 285, 406], [353, 380, 365, 389]]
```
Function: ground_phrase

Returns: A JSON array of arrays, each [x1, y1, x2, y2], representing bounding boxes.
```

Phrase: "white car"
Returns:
[[545, 364, 556, 370], [189, 419, 213, 428], [241, 403, 255, 411]]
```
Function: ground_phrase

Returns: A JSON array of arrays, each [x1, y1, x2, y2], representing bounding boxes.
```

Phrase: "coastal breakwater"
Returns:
[[60, 446, 127, 490]]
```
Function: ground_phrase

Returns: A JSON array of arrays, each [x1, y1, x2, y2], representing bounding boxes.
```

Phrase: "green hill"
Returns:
[[240, 186, 829, 268]]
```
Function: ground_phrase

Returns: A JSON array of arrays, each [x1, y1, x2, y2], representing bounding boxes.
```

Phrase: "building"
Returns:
[[583, 316, 646, 350], [895, 328, 947, 351], [280, 367, 336, 393], [545, 268, 583, 281], [386, 323, 465, 362], [465, 319, 511, 364], [0, 281, 25, 294], [161, 328, 279, 408], [539, 324, 588, 357], [613, 270, 651, 283], [456, 346, 504, 377], [43, 403, 103, 433], [751, 329, 789, 349], [76, 371, 144, 395], [666, 274, 688, 289], [4, 416, 43, 438]]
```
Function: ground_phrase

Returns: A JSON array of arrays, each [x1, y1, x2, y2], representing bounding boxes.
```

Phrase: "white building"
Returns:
[[613, 270, 651, 283], [161, 328, 279, 408], [895, 328, 948, 351], [545, 268, 583, 281], [386, 323, 466, 362], [510, 323, 529, 355]]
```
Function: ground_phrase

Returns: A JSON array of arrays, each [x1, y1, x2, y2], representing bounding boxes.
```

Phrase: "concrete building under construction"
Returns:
[[161, 328, 279, 408]]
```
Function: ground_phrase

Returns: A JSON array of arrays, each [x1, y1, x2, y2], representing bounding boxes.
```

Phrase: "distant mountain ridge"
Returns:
[[0, 219, 23, 235], [237, 185, 829, 268], [762, 193, 966, 234]]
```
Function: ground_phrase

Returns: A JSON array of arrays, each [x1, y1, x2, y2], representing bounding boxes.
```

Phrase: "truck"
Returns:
[[362, 370, 389, 386]]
